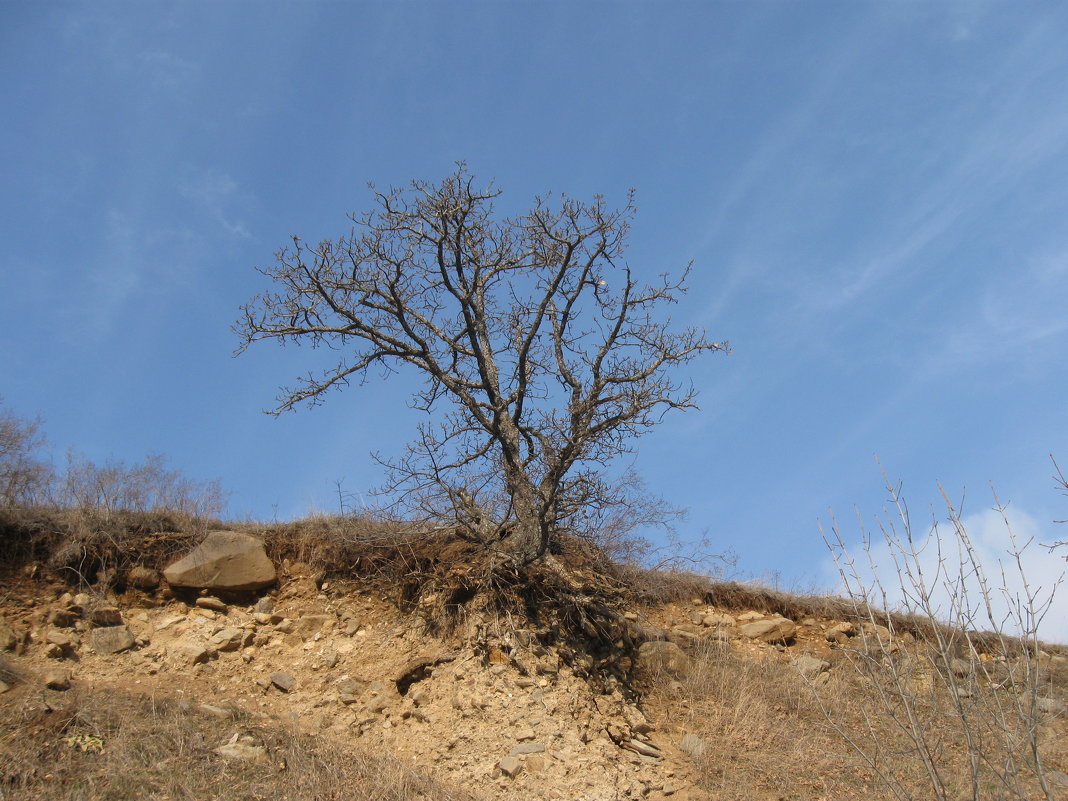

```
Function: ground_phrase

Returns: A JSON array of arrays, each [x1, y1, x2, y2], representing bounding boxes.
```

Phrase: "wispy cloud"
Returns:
[[179, 169, 252, 239], [139, 48, 201, 89]]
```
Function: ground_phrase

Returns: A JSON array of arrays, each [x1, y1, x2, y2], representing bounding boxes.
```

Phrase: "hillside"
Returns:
[[1, 511, 1067, 801]]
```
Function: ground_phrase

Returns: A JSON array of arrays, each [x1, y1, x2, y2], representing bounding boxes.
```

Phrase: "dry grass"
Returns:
[[651, 635, 1068, 801], [648, 640, 875, 801], [0, 681, 472, 801]]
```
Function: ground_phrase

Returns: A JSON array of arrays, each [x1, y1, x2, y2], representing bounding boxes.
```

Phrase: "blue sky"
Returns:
[[3, 2, 1068, 635]]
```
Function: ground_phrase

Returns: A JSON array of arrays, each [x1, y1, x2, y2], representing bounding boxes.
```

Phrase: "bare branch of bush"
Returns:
[[818, 473, 1062, 801], [0, 400, 53, 507]]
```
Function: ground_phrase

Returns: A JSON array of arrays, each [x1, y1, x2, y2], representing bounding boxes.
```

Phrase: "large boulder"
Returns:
[[739, 617, 796, 644], [163, 531, 276, 592]]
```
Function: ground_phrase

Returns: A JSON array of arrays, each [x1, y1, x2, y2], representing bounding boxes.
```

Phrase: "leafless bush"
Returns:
[[0, 400, 53, 507], [60, 451, 226, 520], [819, 475, 1063, 801]]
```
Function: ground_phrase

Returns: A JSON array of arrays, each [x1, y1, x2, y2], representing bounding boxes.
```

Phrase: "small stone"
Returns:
[[291, 615, 331, 639], [510, 742, 546, 755], [622, 739, 661, 758], [90, 625, 136, 654], [515, 725, 536, 741], [44, 669, 70, 690], [46, 630, 74, 647], [210, 628, 250, 652], [127, 566, 160, 590], [270, 671, 296, 692], [90, 607, 123, 627], [0, 680, 11, 693], [1037, 697, 1067, 715], [174, 643, 214, 666], [498, 755, 523, 778], [254, 597, 274, 614], [196, 597, 228, 613], [154, 615, 184, 631], [215, 742, 267, 761], [824, 622, 854, 642], [702, 613, 734, 627], [679, 733, 707, 758], [635, 641, 690, 679], [791, 655, 830, 679], [739, 618, 796, 643], [253, 613, 273, 625], [44, 643, 65, 659], [662, 781, 676, 796], [48, 609, 77, 628]]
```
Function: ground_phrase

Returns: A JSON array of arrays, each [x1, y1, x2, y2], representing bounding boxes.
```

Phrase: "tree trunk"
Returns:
[[503, 475, 548, 566]]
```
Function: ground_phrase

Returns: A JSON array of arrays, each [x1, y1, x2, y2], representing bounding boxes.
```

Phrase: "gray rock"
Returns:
[[215, 742, 267, 761], [367, 695, 390, 713], [824, 622, 854, 642], [270, 671, 296, 692], [163, 531, 276, 591], [127, 566, 160, 590], [498, 755, 523, 778], [290, 615, 331, 639], [196, 597, 228, 613], [739, 618, 796, 643], [173, 642, 215, 666], [46, 630, 74, 648], [90, 607, 124, 627], [90, 625, 136, 654], [791, 655, 830, 679], [1037, 697, 1067, 715], [702, 613, 734, 627], [48, 609, 78, 628], [0, 618, 24, 652], [635, 641, 690, 679], [254, 597, 274, 614], [510, 742, 546, 755], [622, 739, 661, 758], [210, 628, 249, 652], [43, 668, 70, 690], [679, 733, 707, 758]]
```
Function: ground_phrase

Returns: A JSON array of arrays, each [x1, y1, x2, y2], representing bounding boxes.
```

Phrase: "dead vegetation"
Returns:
[[0, 679, 470, 801]]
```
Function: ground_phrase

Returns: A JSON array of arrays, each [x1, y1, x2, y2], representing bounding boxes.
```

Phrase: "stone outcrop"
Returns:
[[163, 531, 276, 591]]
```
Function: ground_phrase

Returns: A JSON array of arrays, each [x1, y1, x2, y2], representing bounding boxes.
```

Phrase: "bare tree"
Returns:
[[236, 166, 726, 565]]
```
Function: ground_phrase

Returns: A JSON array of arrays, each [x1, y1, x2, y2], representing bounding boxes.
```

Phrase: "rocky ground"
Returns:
[[2, 529, 1067, 801]]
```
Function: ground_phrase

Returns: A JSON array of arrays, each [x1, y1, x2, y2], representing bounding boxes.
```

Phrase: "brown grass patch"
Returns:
[[0, 681, 473, 801]]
